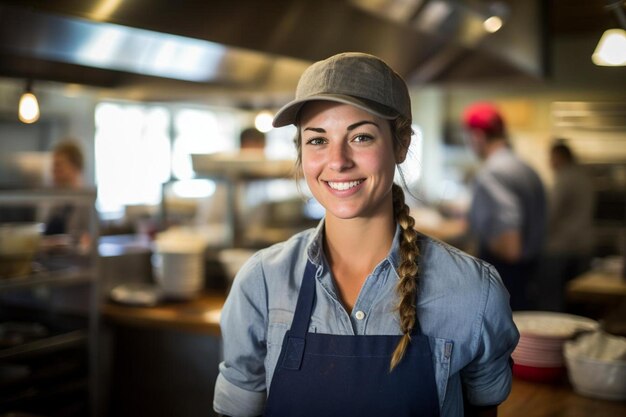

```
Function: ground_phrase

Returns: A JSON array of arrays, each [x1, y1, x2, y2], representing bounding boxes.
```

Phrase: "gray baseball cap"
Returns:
[[272, 52, 412, 127]]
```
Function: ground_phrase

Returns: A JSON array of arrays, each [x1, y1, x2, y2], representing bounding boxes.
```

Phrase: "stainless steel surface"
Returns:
[[0, 0, 558, 103]]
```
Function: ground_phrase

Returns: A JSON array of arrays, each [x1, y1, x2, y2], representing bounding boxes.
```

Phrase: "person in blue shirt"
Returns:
[[214, 52, 519, 417], [462, 103, 547, 311]]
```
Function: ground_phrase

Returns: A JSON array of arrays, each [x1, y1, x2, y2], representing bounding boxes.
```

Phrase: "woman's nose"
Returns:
[[327, 142, 353, 171]]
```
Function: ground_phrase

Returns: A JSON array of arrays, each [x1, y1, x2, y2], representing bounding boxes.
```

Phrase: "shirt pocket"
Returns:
[[430, 337, 454, 408]]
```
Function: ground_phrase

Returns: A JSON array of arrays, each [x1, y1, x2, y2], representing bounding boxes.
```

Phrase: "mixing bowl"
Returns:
[[0, 222, 42, 278]]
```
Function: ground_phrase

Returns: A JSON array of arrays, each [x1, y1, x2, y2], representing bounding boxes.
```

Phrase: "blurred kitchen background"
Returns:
[[0, 0, 625, 416]]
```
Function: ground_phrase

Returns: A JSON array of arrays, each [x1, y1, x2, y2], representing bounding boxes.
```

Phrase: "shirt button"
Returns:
[[355, 311, 365, 320]]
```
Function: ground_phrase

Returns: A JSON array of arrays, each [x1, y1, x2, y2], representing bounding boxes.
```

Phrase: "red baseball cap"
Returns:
[[462, 102, 504, 136]]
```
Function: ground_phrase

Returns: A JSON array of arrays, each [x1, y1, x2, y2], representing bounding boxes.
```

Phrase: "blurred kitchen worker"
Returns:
[[194, 127, 268, 235], [462, 102, 547, 311], [536, 140, 595, 311], [43, 139, 91, 249], [239, 126, 266, 153]]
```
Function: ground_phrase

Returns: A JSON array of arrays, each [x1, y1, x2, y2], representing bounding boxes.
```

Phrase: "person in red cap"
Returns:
[[462, 102, 547, 311]]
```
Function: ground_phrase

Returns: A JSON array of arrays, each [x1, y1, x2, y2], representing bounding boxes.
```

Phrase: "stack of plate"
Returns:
[[512, 311, 599, 382]]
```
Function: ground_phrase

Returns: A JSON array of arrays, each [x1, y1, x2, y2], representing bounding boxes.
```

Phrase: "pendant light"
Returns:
[[254, 110, 274, 133], [592, 0, 626, 66], [18, 80, 40, 124]]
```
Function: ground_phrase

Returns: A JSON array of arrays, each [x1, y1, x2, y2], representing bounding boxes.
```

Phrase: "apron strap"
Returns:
[[282, 260, 317, 370]]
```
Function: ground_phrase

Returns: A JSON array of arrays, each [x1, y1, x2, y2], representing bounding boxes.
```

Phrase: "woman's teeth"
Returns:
[[327, 180, 363, 191]]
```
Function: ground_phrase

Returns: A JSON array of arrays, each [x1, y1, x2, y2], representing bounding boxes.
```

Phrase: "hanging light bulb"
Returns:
[[483, 15, 503, 33], [18, 80, 40, 124], [254, 110, 274, 133], [592, 28, 626, 66]]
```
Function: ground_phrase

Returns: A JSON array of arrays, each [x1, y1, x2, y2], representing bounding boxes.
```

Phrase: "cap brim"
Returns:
[[272, 93, 398, 127]]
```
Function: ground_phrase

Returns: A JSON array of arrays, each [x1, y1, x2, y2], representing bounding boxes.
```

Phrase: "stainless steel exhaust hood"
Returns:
[[0, 0, 547, 103]]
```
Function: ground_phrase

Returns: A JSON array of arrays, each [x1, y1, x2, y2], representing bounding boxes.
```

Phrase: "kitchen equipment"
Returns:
[[152, 228, 207, 299], [512, 311, 599, 382], [0, 222, 42, 278], [110, 282, 162, 307], [564, 331, 626, 401], [217, 248, 256, 291]]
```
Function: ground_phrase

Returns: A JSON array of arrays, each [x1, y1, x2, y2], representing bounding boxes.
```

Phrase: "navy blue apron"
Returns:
[[264, 261, 440, 417]]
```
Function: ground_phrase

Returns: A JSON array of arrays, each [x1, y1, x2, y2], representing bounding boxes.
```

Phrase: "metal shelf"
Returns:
[[0, 187, 99, 416], [0, 188, 97, 205], [0, 266, 96, 293], [0, 329, 87, 360]]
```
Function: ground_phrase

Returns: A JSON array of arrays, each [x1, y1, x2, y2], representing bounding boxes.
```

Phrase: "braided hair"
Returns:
[[390, 182, 420, 370]]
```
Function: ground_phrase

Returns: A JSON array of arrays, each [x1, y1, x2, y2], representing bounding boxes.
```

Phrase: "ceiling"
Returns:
[[0, 0, 622, 106]]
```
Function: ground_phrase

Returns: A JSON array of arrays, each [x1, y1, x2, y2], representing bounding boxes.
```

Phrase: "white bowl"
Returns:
[[564, 352, 626, 401], [218, 249, 256, 283]]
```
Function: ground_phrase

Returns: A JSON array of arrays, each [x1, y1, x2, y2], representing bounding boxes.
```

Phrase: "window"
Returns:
[[95, 102, 243, 219], [95, 103, 171, 219]]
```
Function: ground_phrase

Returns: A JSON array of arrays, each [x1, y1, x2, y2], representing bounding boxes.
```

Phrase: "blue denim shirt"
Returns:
[[214, 220, 519, 417]]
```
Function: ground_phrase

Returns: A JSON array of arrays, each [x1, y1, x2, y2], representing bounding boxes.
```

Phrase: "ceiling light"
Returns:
[[592, 28, 626, 66], [254, 111, 274, 133], [483, 15, 503, 33], [593, 0, 626, 66], [18, 80, 40, 124]]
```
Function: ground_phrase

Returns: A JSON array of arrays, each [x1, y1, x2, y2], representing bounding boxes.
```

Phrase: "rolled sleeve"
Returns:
[[213, 253, 269, 416], [214, 373, 265, 417], [462, 264, 520, 406]]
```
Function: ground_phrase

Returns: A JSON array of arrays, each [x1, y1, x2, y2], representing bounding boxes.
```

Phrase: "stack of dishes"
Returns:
[[152, 228, 208, 299], [512, 311, 599, 382]]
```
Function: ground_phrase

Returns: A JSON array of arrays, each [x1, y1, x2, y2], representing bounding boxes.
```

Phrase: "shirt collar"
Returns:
[[305, 218, 403, 279]]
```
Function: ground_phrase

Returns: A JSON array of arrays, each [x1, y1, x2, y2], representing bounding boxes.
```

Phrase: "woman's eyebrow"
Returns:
[[303, 120, 379, 133], [303, 127, 325, 133], [347, 120, 379, 131]]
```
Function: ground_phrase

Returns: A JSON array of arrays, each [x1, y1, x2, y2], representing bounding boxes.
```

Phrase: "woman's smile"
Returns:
[[325, 179, 365, 191]]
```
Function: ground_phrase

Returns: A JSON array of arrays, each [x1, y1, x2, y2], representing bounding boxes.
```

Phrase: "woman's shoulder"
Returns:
[[417, 232, 490, 280], [416, 233, 513, 344], [416, 232, 507, 304]]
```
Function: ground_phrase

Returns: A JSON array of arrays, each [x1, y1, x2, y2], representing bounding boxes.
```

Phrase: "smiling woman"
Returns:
[[213, 52, 519, 417]]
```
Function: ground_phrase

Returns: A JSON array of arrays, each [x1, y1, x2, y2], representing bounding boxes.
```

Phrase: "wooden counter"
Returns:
[[567, 270, 626, 298], [566, 270, 626, 336], [102, 292, 225, 336], [101, 293, 626, 415], [501, 378, 626, 417]]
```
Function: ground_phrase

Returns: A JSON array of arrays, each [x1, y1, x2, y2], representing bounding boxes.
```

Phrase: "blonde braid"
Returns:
[[390, 183, 420, 370]]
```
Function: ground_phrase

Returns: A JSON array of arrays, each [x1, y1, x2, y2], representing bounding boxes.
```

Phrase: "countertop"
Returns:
[[102, 293, 626, 415], [567, 270, 626, 298], [102, 292, 224, 336], [502, 378, 626, 417]]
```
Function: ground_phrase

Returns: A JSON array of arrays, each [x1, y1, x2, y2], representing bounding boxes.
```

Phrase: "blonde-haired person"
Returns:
[[214, 53, 519, 417]]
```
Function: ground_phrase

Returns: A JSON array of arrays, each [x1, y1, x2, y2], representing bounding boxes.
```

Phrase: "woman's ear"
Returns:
[[395, 134, 410, 164]]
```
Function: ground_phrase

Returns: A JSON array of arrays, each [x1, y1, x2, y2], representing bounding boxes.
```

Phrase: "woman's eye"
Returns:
[[305, 137, 326, 145], [353, 134, 374, 143]]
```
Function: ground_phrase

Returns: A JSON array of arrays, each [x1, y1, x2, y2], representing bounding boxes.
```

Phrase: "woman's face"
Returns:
[[299, 101, 404, 221]]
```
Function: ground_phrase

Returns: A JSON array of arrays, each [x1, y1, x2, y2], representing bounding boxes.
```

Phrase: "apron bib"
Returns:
[[264, 261, 440, 417]]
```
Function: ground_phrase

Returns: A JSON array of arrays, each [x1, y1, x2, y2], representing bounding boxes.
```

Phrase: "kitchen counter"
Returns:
[[102, 292, 225, 336], [501, 378, 626, 416], [566, 269, 626, 336], [101, 294, 626, 415], [567, 270, 626, 298]]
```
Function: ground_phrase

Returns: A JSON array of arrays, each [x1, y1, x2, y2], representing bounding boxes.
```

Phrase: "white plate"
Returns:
[[513, 311, 599, 339], [110, 283, 162, 307]]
